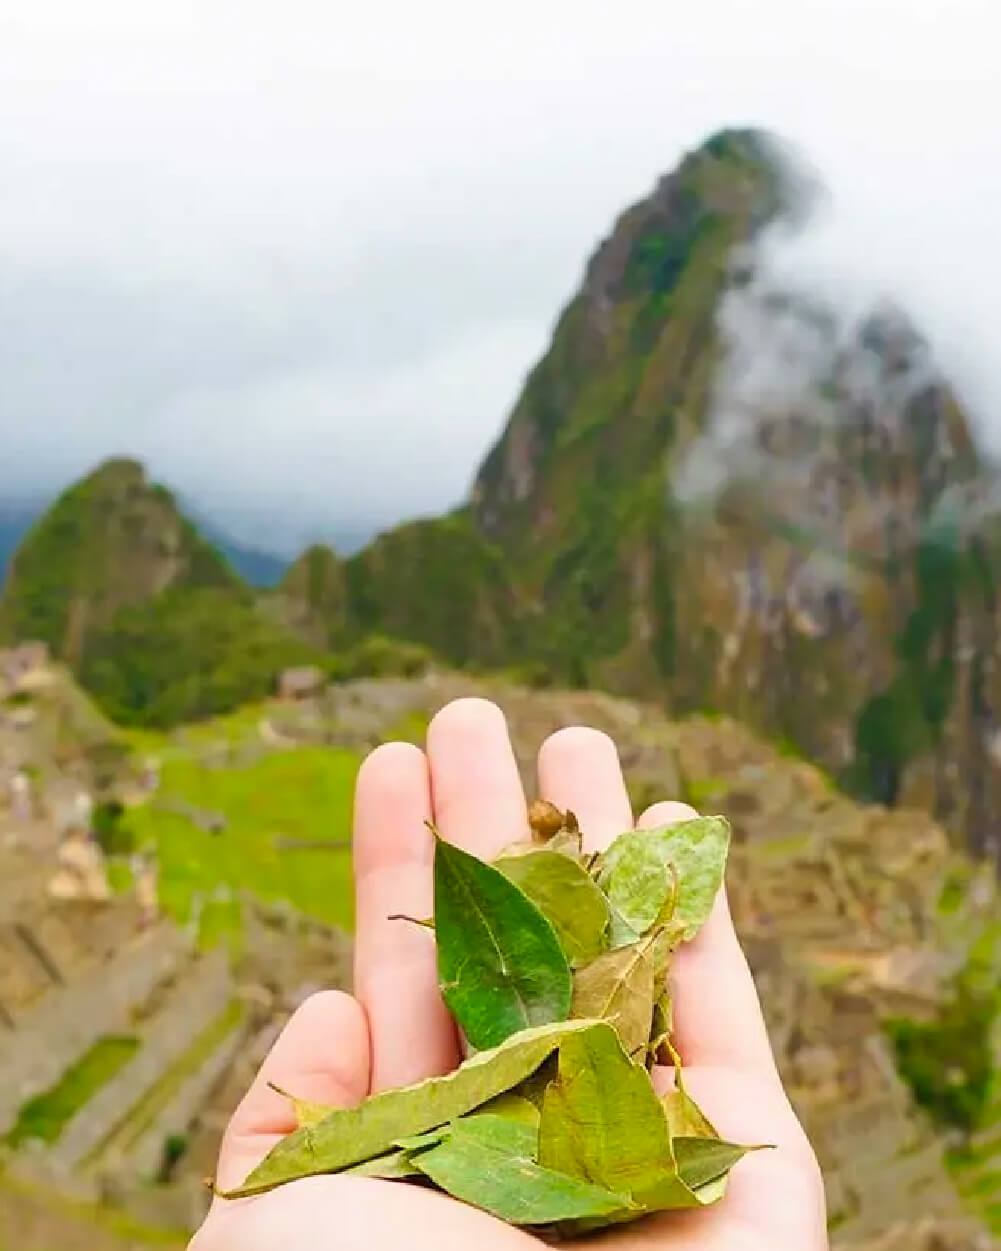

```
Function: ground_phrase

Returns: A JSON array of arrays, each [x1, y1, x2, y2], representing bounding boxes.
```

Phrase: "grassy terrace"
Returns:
[[116, 699, 435, 942], [83, 1001, 245, 1172], [950, 1099, 1001, 1234], [4, 1037, 140, 1149], [121, 739, 361, 937]]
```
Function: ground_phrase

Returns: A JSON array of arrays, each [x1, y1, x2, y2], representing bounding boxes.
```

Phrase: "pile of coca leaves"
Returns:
[[219, 802, 766, 1237]]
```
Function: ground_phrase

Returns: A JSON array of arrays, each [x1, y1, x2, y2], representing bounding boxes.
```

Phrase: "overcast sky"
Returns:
[[1, 0, 998, 553]]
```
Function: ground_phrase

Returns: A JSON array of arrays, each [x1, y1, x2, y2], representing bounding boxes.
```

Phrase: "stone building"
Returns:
[[277, 665, 325, 702], [0, 642, 51, 696]]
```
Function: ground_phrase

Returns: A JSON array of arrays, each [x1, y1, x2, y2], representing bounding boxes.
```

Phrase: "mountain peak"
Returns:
[[472, 130, 787, 543], [0, 458, 240, 664], [81, 455, 148, 486], [577, 126, 789, 334]]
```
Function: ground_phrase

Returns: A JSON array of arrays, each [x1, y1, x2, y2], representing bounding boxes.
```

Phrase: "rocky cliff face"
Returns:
[[664, 285, 998, 846], [470, 130, 786, 686]]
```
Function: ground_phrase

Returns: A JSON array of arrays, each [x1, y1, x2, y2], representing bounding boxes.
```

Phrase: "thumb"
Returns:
[[213, 990, 370, 1194]]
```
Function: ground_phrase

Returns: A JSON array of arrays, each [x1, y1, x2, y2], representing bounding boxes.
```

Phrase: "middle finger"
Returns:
[[536, 726, 634, 850]]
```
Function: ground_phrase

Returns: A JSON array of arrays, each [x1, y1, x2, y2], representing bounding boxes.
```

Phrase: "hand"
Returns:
[[190, 699, 828, 1251]]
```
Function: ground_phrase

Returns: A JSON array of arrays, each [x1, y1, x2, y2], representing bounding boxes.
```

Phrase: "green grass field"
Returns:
[[122, 700, 272, 761], [122, 743, 362, 935]]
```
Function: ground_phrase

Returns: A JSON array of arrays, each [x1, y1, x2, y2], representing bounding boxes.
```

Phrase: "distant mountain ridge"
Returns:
[[0, 460, 317, 726], [0, 491, 291, 590]]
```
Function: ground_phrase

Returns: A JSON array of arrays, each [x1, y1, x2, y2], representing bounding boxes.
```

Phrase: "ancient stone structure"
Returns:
[[8, 769, 32, 821], [0, 920, 189, 1134], [0, 642, 50, 698], [277, 665, 325, 702], [47, 828, 110, 903], [133, 854, 160, 928], [141, 756, 161, 793], [47, 947, 232, 1175], [0, 797, 353, 1244]]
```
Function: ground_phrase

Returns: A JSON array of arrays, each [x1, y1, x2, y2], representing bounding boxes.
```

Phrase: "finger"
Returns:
[[353, 742, 458, 1091], [536, 727, 633, 851], [426, 699, 528, 859], [638, 800, 779, 1082], [214, 990, 370, 1192]]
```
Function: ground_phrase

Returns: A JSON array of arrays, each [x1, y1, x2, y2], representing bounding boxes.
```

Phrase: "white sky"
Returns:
[[1, 0, 998, 552]]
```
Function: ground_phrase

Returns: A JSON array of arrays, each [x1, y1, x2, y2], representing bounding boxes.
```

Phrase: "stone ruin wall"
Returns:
[[0, 919, 190, 1134]]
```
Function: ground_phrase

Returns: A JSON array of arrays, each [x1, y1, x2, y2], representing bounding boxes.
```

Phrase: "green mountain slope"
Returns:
[[78, 585, 317, 727], [277, 129, 796, 688], [0, 459, 239, 661], [343, 512, 524, 667], [0, 503, 41, 581], [275, 513, 524, 669], [0, 460, 316, 726], [271, 543, 348, 649]]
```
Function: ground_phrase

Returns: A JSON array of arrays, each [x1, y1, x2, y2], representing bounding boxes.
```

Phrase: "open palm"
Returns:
[[190, 699, 828, 1251]]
